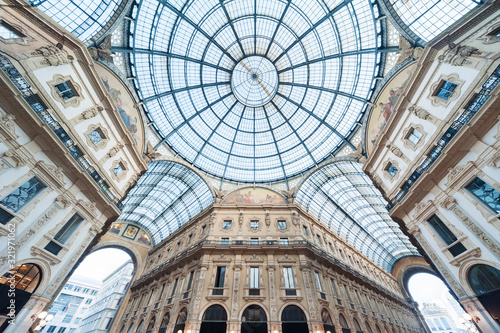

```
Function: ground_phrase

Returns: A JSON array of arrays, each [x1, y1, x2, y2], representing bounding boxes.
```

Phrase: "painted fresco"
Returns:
[[366, 63, 417, 155], [222, 187, 286, 205], [94, 63, 144, 153], [137, 230, 152, 246], [123, 224, 140, 240], [110, 223, 124, 235]]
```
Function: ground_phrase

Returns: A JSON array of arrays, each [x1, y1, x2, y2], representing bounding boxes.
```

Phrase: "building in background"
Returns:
[[79, 260, 134, 333], [40, 275, 101, 333], [420, 303, 465, 333]]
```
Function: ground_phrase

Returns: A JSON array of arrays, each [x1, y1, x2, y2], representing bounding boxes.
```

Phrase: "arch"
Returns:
[[173, 307, 188, 333], [136, 319, 144, 333], [339, 313, 351, 333], [321, 308, 335, 333], [467, 263, 500, 325], [200, 304, 227, 333], [242, 304, 267, 333], [119, 160, 215, 245], [365, 321, 374, 333], [159, 311, 170, 333], [147, 316, 156, 330], [295, 160, 420, 272], [353, 317, 363, 333], [282, 305, 308, 333], [0, 263, 42, 319], [127, 322, 135, 333], [395, 261, 437, 299]]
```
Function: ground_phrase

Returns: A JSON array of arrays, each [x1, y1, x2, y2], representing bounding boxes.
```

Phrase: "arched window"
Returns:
[[321, 309, 335, 333], [440, 317, 451, 330], [433, 318, 443, 330], [173, 308, 188, 333], [339, 314, 350, 333], [136, 320, 144, 333], [376, 324, 382, 333], [282, 305, 307, 333], [127, 322, 134, 333], [147, 317, 155, 330], [201, 305, 228, 333], [0, 264, 42, 317], [353, 318, 363, 333], [365, 321, 374, 333], [159, 312, 170, 333], [242, 305, 267, 333], [468, 264, 500, 295]]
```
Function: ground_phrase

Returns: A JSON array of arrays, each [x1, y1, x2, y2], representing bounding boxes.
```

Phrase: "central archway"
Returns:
[[200, 304, 227, 333], [242, 304, 267, 333], [281, 305, 308, 333]]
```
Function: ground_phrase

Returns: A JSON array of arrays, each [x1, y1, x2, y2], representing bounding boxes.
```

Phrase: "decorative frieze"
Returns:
[[0, 113, 18, 142], [407, 105, 440, 126]]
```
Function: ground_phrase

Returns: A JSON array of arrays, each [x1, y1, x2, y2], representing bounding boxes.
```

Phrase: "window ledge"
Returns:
[[449, 247, 481, 267], [30, 245, 62, 265]]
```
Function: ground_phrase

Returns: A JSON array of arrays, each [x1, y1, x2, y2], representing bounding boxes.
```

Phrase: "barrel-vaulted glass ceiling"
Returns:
[[119, 161, 214, 245], [295, 160, 419, 271], [125, 0, 386, 183], [30, 0, 121, 42]]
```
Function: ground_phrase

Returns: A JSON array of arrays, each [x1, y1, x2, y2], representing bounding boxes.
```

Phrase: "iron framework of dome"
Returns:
[[124, 0, 389, 183]]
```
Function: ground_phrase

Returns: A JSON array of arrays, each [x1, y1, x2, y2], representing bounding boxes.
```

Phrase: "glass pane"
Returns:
[[466, 178, 500, 213], [88, 129, 104, 144], [427, 215, 457, 246], [0, 177, 46, 213], [54, 214, 85, 244]]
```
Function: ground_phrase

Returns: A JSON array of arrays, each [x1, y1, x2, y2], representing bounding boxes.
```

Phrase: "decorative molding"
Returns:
[[212, 253, 232, 264], [47, 74, 84, 108], [439, 43, 481, 67], [382, 158, 401, 182], [0, 113, 18, 142], [16, 204, 60, 251], [407, 105, 440, 126], [277, 254, 297, 264], [33, 45, 72, 66], [386, 143, 410, 164], [0, 20, 33, 45], [245, 254, 264, 263], [478, 19, 500, 44], [3, 148, 29, 168], [30, 245, 62, 265], [449, 247, 481, 267], [396, 36, 424, 64], [109, 158, 128, 182], [106, 143, 124, 159], [76, 199, 98, 219], [445, 161, 477, 188], [84, 123, 109, 151], [427, 73, 465, 107], [35, 161, 65, 188]]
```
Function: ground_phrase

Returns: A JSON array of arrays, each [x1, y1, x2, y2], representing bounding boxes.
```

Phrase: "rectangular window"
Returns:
[[55, 81, 77, 101], [250, 267, 259, 289], [47, 326, 56, 333], [465, 177, 500, 213], [221, 238, 229, 246], [250, 220, 259, 229], [215, 266, 226, 288], [0, 20, 25, 39], [344, 285, 353, 303], [44, 241, 63, 255], [330, 279, 338, 297], [328, 242, 334, 252], [426, 214, 465, 254], [283, 267, 294, 289], [186, 271, 194, 290], [171, 278, 178, 297], [407, 128, 423, 145], [201, 225, 206, 234], [0, 177, 46, 224], [57, 328, 67, 333], [435, 81, 457, 100], [113, 163, 125, 176], [250, 238, 259, 246], [355, 289, 363, 305], [303, 225, 308, 235], [54, 213, 85, 244], [314, 272, 323, 292], [88, 128, 104, 144], [279, 238, 289, 246], [316, 234, 322, 244], [386, 163, 397, 177], [223, 220, 232, 229], [278, 220, 287, 229]]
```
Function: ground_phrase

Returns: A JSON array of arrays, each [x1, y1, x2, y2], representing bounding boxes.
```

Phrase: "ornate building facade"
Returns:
[[0, 0, 498, 333]]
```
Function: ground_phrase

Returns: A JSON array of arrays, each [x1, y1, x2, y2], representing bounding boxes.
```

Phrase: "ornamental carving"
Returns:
[[107, 143, 124, 158], [450, 205, 500, 257], [440, 43, 480, 67], [396, 36, 424, 64], [84, 123, 109, 151], [407, 105, 440, 126], [428, 73, 465, 107], [34, 45, 71, 66], [478, 21, 500, 44], [281, 187, 295, 203], [0, 114, 17, 142], [79, 105, 103, 121], [47, 74, 84, 108], [3, 149, 28, 168], [16, 204, 60, 250], [440, 196, 457, 210], [36, 161, 65, 188], [77, 199, 97, 219]]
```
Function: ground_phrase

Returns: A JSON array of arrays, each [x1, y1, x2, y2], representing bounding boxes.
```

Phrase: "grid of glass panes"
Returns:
[[30, 0, 121, 42], [435, 81, 457, 100], [223, 220, 232, 229], [250, 220, 259, 229], [113, 163, 124, 176], [88, 128, 104, 144], [295, 161, 419, 272], [127, 0, 385, 182], [119, 161, 214, 244], [283, 267, 294, 289], [389, 0, 477, 42], [407, 128, 422, 145], [54, 81, 76, 101]]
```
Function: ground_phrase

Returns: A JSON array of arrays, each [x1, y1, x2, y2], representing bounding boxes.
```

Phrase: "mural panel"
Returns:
[[222, 187, 286, 205]]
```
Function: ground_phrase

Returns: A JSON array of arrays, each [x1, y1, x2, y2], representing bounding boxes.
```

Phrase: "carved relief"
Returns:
[[281, 187, 295, 204], [34, 45, 71, 66], [0, 113, 18, 142], [3, 149, 28, 168], [36, 161, 65, 188], [143, 141, 162, 163], [407, 105, 440, 126], [396, 36, 424, 64], [478, 21, 500, 44], [386, 143, 410, 164], [440, 43, 480, 67]]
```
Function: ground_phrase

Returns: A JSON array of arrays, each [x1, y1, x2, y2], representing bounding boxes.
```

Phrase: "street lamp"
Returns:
[[34, 311, 54, 331]]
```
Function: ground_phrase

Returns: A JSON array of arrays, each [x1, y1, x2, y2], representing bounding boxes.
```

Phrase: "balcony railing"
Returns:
[[387, 64, 500, 211], [131, 240, 405, 303], [0, 54, 122, 209]]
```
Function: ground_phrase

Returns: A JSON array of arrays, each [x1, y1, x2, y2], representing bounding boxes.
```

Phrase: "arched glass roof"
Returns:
[[295, 160, 419, 272], [118, 161, 214, 245], [387, 0, 478, 43], [30, 0, 122, 42], [126, 0, 387, 183]]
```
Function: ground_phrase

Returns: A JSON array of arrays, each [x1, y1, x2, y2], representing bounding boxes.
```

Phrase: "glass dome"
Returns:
[[127, 0, 386, 183], [30, 0, 122, 42]]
